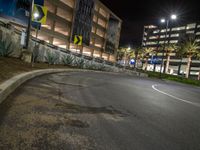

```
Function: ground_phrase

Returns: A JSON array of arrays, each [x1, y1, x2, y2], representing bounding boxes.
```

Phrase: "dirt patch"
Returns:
[[0, 57, 70, 84]]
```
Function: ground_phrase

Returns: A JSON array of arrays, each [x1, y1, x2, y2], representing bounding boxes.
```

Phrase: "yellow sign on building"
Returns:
[[32, 4, 47, 24], [74, 35, 83, 45]]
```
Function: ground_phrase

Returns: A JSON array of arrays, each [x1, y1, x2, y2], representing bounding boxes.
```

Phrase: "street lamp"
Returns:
[[33, 12, 40, 19], [33, 12, 40, 39], [124, 47, 131, 68], [24, 0, 34, 49], [159, 14, 177, 78]]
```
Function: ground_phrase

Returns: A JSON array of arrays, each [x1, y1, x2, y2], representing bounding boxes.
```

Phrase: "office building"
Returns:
[[142, 22, 200, 77], [0, 0, 122, 62]]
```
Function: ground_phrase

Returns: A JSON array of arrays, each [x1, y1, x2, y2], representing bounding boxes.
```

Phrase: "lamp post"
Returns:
[[24, 0, 34, 49], [124, 47, 131, 69], [159, 14, 177, 78], [33, 12, 40, 39]]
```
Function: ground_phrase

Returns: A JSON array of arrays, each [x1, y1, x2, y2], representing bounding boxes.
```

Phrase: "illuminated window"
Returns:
[[187, 23, 196, 30], [170, 40, 178, 43], [44, 1, 56, 13], [93, 15, 98, 23], [60, 0, 75, 8], [96, 29, 105, 38], [171, 34, 179, 37], [97, 18, 106, 28], [57, 8, 72, 22], [54, 22, 70, 36], [149, 36, 158, 39], [41, 18, 53, 30], [99, 8, 108, 18]]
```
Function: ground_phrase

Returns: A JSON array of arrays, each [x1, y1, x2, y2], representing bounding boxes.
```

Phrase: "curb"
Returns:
[[0, 69, 75, 104], [0, 68, 143, 105]]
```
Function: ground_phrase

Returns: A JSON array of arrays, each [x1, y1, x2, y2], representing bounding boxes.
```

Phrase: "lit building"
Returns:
[[142, 22, 200, 77], [34, 0, 122, 62]]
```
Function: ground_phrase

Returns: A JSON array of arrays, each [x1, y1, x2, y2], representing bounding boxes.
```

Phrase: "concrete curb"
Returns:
[[0, 68, 144, 105], [0, 69, 76, 104]]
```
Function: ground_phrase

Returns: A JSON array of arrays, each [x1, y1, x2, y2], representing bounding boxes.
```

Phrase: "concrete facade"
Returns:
[[28, 0, 122, 62], [142, 23, 200, 78]]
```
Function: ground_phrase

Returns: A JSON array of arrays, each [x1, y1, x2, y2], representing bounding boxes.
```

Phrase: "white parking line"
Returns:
[[152, 84, 200, 108]]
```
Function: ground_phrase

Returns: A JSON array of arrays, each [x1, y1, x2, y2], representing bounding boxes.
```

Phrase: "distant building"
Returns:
[[142, 22, 200, 77]]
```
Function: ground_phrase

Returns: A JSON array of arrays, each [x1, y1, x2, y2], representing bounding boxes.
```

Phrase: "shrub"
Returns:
[[45, 51, 59, 65], [74, 58, 85, 69], [32, 44, 40, 64], [0, 39, 12, 57], [62, 55, 74, 66]]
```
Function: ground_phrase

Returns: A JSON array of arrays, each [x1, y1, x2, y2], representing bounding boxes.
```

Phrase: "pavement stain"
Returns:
[[55, 102, 126, 117], [0, 78, 127, 149]]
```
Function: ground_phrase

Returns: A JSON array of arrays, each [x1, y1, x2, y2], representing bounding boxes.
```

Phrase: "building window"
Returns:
[[96, 29, 105, 38], [57, 8, 72, 22], [93, 15, 98, 23], [60, 0, 75, 8], [41, 18, 53, 30], [149, 36, 158, 40], [170, 40, 178, 43], [153, 30, 159, 34], [171, 34, 179, 37], [196, 32, 200, 35], [97, 18, 106, 28], [187, 23, 196, 30], [92, 26, 96, 33], [186, 30, 195, 34], [44, 1, 56, 13], [54, 22, 70, 36], [146, 42, 157, 45], [160, 35, 169, 38], [99, 8, 108, 18]]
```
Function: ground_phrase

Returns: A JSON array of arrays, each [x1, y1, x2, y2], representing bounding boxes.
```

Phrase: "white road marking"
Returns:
[[152, 84, 200, 108]]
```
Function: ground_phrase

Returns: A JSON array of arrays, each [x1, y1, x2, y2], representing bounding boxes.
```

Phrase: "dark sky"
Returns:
[[100, 0, 200, 47]]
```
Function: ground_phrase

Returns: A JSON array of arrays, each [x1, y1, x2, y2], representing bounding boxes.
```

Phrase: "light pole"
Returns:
[[33, 12, 40, 39], [24, 0, 34, 49], [159, 14, 177, 78], [124, 47, 131, 69]]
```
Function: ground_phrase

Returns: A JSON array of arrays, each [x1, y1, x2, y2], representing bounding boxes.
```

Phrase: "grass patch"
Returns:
[[147, 71, 200, 86]]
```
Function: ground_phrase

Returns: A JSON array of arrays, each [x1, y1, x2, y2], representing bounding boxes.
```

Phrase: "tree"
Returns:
[[179, 39, 200, 78], [117, 47, 132, 66], [163, 43, 178, 74], [142, 47, 154, 71], [133, 47, 143, 69]]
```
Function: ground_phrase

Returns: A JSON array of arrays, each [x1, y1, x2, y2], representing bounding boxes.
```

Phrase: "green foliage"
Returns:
[[45, 51, 59, 65], [62, 55, 74, 66], [0, 39, 12, 57], [147, 71, 200, 86], [178, 39, 199, 57], [74, 58, 85, 68], [32, 44, 40, 63], [98, 63, 106, 71]]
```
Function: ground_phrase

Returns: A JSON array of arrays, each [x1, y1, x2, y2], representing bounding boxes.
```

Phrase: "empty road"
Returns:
[[0, 71, 200, 150]]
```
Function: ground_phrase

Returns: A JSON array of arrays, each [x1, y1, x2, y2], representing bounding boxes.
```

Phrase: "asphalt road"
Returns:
[[0, 71, 200, 150]]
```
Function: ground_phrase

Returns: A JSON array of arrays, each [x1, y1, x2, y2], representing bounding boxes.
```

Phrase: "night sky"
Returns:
[[100, 0, 200, 47]]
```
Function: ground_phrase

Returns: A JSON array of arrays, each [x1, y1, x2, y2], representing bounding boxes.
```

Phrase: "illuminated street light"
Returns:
[[171, 14, 177, 20], [33, 12, 40, 19], [159, 14, 178, 78], [161, 18, 166, 23]]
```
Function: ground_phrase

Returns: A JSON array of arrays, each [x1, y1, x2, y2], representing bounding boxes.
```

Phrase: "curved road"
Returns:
[[0, 71, 200, 150]]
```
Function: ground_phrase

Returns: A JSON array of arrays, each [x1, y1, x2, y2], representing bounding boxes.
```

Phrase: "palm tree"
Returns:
[[133, 47, 143, 69], [163, 43, 177, 74], [117, 47, 132, 66], [142, 47, 154, 71], [180, 39, 200, 78]]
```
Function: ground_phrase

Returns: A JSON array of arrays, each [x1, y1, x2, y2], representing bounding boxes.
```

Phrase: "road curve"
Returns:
[[0, 71, 200, 150]]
